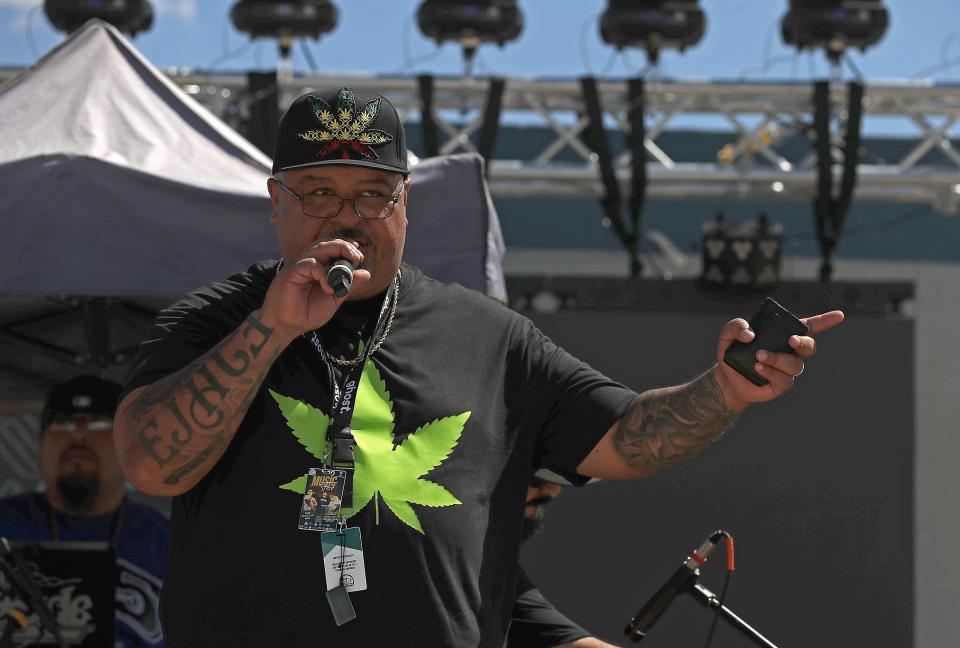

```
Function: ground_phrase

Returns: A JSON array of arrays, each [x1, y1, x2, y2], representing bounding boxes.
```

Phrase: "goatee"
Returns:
[[57, 475, 100, 513]]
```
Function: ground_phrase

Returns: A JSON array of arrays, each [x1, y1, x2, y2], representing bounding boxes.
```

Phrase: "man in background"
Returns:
[[0, 375, 169, 647], [510, 477, 619, 648]]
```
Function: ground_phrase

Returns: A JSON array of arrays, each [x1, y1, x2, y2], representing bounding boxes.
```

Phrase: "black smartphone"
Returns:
[[722, 297, 809, 387]]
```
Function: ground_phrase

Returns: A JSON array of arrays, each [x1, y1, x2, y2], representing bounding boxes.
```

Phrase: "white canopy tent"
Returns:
[[0, 20, 276, 297], [0, 20, 506, 398]]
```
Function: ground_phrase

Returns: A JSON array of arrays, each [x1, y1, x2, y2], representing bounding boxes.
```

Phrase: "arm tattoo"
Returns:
[[614, 368, 739, 474], [126, 314, 280, 486]]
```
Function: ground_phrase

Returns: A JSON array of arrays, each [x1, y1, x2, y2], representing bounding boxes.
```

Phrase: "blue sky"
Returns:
[[0, 1, 956, 256], [1, 0, 957, 82]]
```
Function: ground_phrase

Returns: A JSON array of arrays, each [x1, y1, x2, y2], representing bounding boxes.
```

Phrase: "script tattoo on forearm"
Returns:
[[614, 369, 739, 474], [128, 314, 279, 485]]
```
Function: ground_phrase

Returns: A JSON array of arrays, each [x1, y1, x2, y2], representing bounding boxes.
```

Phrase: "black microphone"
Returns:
[[327, 258, 359, 298], [624, 531, 723, 642]]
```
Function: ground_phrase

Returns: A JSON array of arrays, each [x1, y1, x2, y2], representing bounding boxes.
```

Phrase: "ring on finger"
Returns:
[[794, 365, 805, 377]]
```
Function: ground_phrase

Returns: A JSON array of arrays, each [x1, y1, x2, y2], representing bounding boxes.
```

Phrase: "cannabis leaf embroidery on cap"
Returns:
[[273, 359, 469, 534], [297, 87, 394, 161]]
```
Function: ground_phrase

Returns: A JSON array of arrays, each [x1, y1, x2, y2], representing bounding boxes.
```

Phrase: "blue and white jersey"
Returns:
[[0, 492, 169, 647]]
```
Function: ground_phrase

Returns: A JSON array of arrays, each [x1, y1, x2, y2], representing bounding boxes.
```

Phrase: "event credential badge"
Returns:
[[321, 527, 367, 593], [299, 467, 347, 532]]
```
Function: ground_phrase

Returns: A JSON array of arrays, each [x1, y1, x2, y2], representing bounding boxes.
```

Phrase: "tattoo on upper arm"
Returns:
[[614, 370, 738, 473], [127, 314, 277, 485]]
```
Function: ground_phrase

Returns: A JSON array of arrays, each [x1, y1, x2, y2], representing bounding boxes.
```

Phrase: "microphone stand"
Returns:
[[688, 582, 779, 648], [0, 538, 68, 648], [624, 530, 780, 648]]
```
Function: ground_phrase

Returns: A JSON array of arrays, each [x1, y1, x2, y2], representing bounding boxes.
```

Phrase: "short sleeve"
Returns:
[[510, 317, 639, 486], [120, 263, 274, 403]]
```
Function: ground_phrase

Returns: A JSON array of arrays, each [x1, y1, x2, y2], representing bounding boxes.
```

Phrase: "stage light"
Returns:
[[230, 0, 338, 57], [44, 0, 153, 36], [416, 0, 523, 70], [781, 0, 889, 62], [599, 0, 705, 65], [701, 212, 782, 290]]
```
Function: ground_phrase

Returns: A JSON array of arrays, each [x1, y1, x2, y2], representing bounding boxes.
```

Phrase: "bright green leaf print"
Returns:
[[270, 390, 331, 463], [400, 479, 462, 507], [274, 360, 469, 534], [279, 474, 308, 494], [381, 497, 424, 534], [400, 414, 470, 478]]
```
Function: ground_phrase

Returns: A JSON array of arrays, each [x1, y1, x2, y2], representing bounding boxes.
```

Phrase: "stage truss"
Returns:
[[5, 68, 959, 212]]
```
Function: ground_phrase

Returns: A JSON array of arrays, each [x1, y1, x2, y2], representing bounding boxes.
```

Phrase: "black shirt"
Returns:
[[122, 262, 637, 647], [508, 565, 591, 647]]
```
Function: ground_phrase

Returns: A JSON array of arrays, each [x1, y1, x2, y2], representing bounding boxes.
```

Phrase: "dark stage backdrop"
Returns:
[[519, 311, 913, 647]]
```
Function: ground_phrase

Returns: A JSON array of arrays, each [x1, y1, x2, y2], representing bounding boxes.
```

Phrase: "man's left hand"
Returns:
[[713, 310, 845, 412]]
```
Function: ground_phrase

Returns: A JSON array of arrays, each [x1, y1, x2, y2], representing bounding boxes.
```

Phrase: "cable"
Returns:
[[940, 32, 960, 81], [474, 51, 494, 77], [911, 49, 960, 79], [25, 4, 40, 61], [783, 204, 931, 244], [393, 47, 444, 74], [205, 37, 255, 70], [600, 48, 620, 78], [702, 532, 734, 648], [905, 30, 960, 79], [299, 39, 318, 73], [739, 55, 797, 81], [395, 14, 444, 73], [843, 52, 864, 82], [621, 49, 652, 77], [736, 17, 783, 80], [221, 16, 231, 59], [237, 81, 280, 113], [761, 17, 778, 71], [702, 569, 733, 647], [401, 13, 416, 69], [579, 14, 598, 76]]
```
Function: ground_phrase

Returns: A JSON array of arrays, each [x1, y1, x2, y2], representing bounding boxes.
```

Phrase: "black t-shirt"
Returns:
[[508, 565, 591, 647], [122, 262, 637, 647]]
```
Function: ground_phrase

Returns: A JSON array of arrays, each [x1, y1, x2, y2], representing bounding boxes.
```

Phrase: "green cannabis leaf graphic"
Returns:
[[272, 392, 331, 495], [272, 359, 469, 534]]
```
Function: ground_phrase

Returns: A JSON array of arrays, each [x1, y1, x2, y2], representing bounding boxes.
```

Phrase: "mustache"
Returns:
[[328, 229, 372, 248]]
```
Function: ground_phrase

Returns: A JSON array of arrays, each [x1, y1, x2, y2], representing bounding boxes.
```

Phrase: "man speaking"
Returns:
[[113, 86, 842, 646]]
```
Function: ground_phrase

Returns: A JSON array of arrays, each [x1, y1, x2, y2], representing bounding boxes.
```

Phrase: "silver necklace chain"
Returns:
[[327, 275, 399, 366]]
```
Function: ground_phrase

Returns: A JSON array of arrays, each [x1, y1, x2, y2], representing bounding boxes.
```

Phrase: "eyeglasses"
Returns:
[[272, 177, 404, 220], [47, 416, 112, 433]]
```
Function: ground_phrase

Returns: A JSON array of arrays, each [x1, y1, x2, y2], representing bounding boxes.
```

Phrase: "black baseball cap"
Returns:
[[40, 375, 122, 429], [272, 87, 409, 176]]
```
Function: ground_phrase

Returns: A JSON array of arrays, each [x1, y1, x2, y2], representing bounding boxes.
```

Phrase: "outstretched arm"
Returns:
[[578, 310, 844, 480]]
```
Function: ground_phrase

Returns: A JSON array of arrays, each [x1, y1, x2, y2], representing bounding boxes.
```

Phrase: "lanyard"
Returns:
[[306, 276, 397, 506]]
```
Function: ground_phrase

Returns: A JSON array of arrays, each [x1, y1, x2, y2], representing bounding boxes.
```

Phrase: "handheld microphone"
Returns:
[[328, 258, 359, 298], [624, 531, 723, 642]]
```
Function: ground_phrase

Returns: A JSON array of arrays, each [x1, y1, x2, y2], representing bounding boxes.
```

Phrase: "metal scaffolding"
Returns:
[[6, 67, 960, 212]]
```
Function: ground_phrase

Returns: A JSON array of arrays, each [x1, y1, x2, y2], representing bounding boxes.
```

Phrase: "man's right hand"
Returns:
[[114, 239, 368, 496], [259, 238, 370, 342]]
